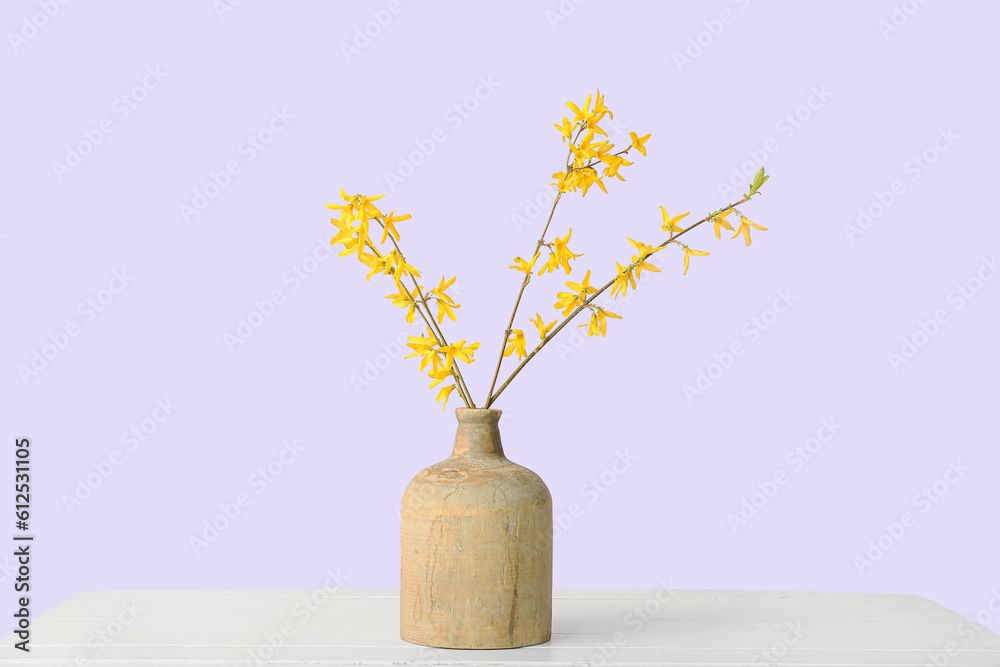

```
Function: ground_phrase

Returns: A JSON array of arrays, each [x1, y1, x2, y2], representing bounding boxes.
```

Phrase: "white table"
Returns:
[[3, 588, 999, 665]]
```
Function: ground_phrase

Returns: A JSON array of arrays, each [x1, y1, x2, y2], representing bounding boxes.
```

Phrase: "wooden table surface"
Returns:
[[3, 588, 999, 665]]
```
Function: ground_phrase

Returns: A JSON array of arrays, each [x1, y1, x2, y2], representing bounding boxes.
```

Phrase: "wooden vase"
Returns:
[[400, 408, 553, 649]]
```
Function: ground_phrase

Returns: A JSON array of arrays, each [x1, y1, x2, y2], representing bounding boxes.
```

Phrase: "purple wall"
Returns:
[[3, 0, 999, 638]]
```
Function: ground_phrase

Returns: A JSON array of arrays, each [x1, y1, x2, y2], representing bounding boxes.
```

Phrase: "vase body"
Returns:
[[400, 408, 552, 649]]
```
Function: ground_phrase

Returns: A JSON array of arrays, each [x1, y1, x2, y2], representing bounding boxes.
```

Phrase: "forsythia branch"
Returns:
[[373, 222, 477, 409], [484, 195, 754, 408]]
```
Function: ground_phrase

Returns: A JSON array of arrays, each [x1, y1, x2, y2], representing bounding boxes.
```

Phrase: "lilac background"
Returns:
[[2, 0, 999, 632]]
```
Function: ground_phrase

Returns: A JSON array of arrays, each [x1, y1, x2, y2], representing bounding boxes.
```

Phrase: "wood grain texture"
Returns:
[[2, 588, 999, 665], [400, 408, 553, 648]]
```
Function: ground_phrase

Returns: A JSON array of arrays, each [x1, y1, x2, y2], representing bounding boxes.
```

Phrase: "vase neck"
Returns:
[[452, 409, 504, 457]]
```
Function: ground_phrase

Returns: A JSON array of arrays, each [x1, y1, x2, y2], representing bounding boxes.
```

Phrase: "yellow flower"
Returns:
[[681, 245, 710, 275], [503, 329, 527, 360], [356, 194, 385, 220], [430, 276, 456, 297], [538, 229, 583, 275], [355, 250, 381, 270], [600, 154, 630, 181], [429, 276, 460, 324], [566, 94, 593, 125], [384, 250, 420, 285], [509, 252, 541, 273], [363, 251, 390, 281], [435, 384, 456, 411], [566, 269, 597, 296], [577, 89, 612, 136], [627, 238, 662, 280], [593, 89, 613, 120], [573, 129, 606, 160], [330, 211, 373, 261], [325, 188, 357, 218], [336, 233, 365, 259], [574, 167, 607, 196], [327, 191, 386, 224], [554, 291, 579, 315], [611, 262, 636, 298], [712, 209, 736, 239], [435, 299, 458, 324], [580, 311, 600, 337], [381, 210, 411, 244], [552, 165, 613, 195], [554, 269, 597, 315], [594, 139, 617, 159], [427, 367, 451, 388], [629, 132, 651, 157], [439, 341, 480, 371], [364, 250, 420, 284], [530, 313, 556, 339], [404, 331, 440, 371], [569, 143, 590, 165], [731, 214, 768, 246], [553, 116, 573, 141], [578, 306, 622, 337], [326, 189, 350, 208], [660, 206, 690, 235], [385, 284, 419, 323], [329, 215, 358, 246], [551, 170, 571, 192]]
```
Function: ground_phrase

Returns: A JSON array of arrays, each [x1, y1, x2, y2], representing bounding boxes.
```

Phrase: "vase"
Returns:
[[400, 408, 553, 649]]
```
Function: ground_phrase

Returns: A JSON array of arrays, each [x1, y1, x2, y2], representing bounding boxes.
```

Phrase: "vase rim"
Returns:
[[454, 407, 502, 422]]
